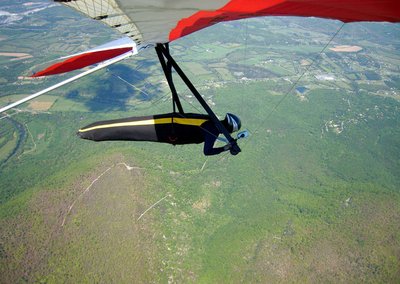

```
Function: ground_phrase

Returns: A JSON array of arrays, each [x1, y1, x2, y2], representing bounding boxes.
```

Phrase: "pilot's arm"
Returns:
[[202, 122, 228, 156]]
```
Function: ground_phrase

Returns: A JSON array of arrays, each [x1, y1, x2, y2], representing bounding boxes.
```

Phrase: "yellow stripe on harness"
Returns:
[[78, 117, 208, 133]]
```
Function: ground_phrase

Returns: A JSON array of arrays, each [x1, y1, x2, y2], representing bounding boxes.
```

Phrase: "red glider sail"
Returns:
[[32, 48, 132, 77], [169, 0, 400, 41]]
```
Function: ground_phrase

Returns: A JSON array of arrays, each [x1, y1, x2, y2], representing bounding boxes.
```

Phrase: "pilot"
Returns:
[[202, 113, 241, 156], [77, 112, 241, 156]]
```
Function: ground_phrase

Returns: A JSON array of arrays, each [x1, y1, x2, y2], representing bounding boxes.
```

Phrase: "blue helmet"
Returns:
[[225, 113, 241, 133]]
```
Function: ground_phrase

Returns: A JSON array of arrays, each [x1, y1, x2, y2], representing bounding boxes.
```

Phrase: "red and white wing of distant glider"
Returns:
[[1, 0, 399, 113]]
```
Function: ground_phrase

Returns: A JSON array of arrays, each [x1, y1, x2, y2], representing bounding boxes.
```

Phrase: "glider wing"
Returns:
[[35, 0, 398, 77], [54, 0, 400, 45], [32, 37, 137, 77]]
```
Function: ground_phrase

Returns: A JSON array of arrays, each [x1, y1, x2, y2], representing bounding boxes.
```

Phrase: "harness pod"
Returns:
[[77, 112, 210, 145]]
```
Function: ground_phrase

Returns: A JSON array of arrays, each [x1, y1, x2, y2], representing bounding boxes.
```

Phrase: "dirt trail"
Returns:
[[137, 194, 170, 221]]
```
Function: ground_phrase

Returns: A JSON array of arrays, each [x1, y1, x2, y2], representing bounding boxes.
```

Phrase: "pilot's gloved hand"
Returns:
[[224, 140, 240, 155], [223, 144, 231, 151], [229, 143, 241, 155]]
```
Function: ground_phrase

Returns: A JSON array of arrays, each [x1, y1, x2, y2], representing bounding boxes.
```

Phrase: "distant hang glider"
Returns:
[[1, 0, 399, 151]]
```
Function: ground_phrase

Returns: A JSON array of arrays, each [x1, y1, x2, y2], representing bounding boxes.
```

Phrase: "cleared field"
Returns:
[[181, 62, 212, 75], [214, 67, 235, 80], [0, 95, 57, 112], [0, 52, 33, 62], [0, 52, 32, 58], [29, 101, 54, 111], [329, 45, 363, 52]]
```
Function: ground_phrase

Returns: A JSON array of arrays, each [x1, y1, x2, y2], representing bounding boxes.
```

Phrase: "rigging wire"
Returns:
[[111, 73, 150, 99], [75, 60, 170, 111], [241, 19, 250, 119], [239, 22, 346, 150], [198, 22, 347, 171]]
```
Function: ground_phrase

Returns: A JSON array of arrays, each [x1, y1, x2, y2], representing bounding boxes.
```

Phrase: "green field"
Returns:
[[0, 2, 399, 283]]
